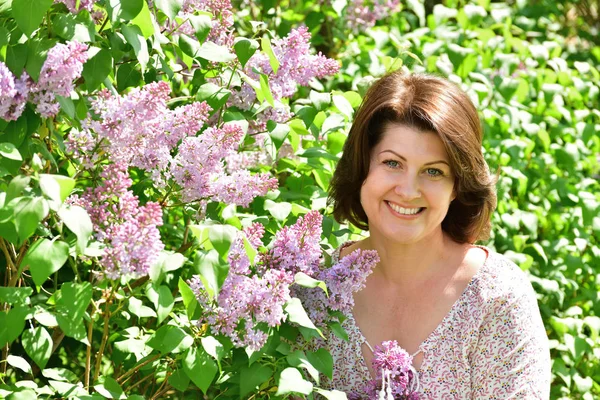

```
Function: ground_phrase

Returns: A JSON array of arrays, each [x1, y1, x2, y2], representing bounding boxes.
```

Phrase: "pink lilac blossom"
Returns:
[[29, 41, 88, 118], [189, 224, 295, 350], [263, 210, 323, 276], [75, 81, 211, 184], [54, 0, 97, 13], [0, 64, 29, 121], [69, 163, 164, 279], [177, 0, 235, 47], [358, 340, 420, 400], [346, 0, 401, 33], [234, 27, 339, 106], [171, 123, 277, 205], [294, 248, 379, 327]]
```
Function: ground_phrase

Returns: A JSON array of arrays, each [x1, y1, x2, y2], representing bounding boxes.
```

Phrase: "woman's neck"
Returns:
[[361, 229, 457, 288]]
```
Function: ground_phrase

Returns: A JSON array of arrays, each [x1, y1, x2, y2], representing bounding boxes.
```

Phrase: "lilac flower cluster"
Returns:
[[178, 0, 235, 47], [0, 63, 28, 121], [66, 81, 276, 208], [346, 0, 401, 33], [357, 340, 420, 400], [230, 26, 339, 134], [294, 247, 379, 327], [0, 41, 88, 121], [79, 81, 211, 184], [30, 41, 89, 117], [190, 211, 380, 351], [171, 123, 278, 205], [189, 222, 295, 350], [69, 163, 164, 279]]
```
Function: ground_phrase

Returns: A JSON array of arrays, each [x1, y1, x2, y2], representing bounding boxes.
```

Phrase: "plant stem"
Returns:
[[84, 316, 94, 389], [149, 372, 172, 400], [125, 371, 153, 392], [117, 354, 161, 384], [92, 287, 115, 383]]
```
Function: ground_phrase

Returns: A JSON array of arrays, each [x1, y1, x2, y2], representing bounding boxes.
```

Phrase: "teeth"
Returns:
[[389, 202, 421, 215]]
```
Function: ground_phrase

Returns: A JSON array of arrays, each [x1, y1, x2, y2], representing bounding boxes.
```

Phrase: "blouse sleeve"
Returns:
[[469, 281, 551, 399]]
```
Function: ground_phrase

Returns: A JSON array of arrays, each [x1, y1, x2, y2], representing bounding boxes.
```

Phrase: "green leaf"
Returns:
[[306, 348, 333, 379], [11, 0, 53, 37], [201, 336, 226, 362], [147, 325, 193, 354], [7, 355, 32, 374], [52, 13, 95, 43], [275, 367, 313, 396], [286, 350, 320, 385], [242, 237, 257, 266], [0, 287, 33, 305], [6, 389, 37, 400], [115, 0, 143, 21], [179, 34, 201, 58], [94, 376, 126, 400], [259, 73, 275, 106], [261, 36, 279, 74], [187, 12, 212, 43], [285, 298, 321, 333], [267, 121, 290, 150], [234, 38, 259, 68], [183, 346, 217, 394], [168, 369, 190, 392], [56, 96, 75, 119], [0, 142, 22, 161], [6, 175, 30, 203], [239, 364, 272, 398], [309, 91, 331, 111], [197, 41, 236, 63], [39, 174, 75, 204], [193, 249, 229, 299], [13, 196, 50, 244], [332, 94, 354, 119], [131, 0, 155, 38], [146, 284, 174, 324], [21, 238, 70, 286], [178, 277, 201, 320], [122, 25, 149, 72], [56, 282, 92, 321], [0, 305, 28, 347], [25, 38, 54, 82], [116, 63, 143, 92], [263, 199, 292, 221], [128, 297, 157, 318], [294, 272, 327, 295], [21, 326, 53, 370], [82, 47, 113, 91], [196, 83, 231, 112], [42, 368, 80, 382], [155, 0, 183, 19], [57, 205, 92, 255], [207, 224, 238, 259]]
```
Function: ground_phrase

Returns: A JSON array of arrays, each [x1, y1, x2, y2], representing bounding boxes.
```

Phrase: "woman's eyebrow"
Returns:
[[379, 150, 450, 167]]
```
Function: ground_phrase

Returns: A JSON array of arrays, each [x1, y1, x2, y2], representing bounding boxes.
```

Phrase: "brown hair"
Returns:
[[328, 71, 497, 243]]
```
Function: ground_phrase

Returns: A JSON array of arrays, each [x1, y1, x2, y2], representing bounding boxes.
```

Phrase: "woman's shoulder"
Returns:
[[471, 247, 540, 306]]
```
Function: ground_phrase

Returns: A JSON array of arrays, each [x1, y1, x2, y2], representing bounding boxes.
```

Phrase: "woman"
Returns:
[[326, 71, 551, 398]]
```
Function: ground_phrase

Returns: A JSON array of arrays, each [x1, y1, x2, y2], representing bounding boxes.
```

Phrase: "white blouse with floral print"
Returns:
[[321, 244, 551, 399]]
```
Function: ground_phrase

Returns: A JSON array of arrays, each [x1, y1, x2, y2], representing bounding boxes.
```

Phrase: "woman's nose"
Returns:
[[394, 174, 421, 200]]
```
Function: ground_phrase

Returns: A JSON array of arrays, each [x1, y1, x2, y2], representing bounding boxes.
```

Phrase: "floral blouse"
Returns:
[[322, 245, 551, 399]]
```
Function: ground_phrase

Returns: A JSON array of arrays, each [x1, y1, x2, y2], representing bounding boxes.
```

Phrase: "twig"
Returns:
[[116, 354, 161, 384], [125, 371, 153, 392], [0, 239, 16, 272], [92, 288, 114, 382], [150, 373, 172, 400]]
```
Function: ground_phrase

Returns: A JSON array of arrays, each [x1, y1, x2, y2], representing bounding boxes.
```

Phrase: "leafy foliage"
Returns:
[[0, 0, 598, 399]]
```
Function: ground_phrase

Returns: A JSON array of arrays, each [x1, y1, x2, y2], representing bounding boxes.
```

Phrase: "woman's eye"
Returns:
[[426, 168, 444, 177], [383, 160, 400, 168]]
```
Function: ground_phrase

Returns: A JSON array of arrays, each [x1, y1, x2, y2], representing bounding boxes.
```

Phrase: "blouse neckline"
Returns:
[[331, 241, 493, 380]]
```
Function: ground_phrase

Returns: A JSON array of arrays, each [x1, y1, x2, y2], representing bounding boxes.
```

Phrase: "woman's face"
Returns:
[[360, 123, 456, 245]]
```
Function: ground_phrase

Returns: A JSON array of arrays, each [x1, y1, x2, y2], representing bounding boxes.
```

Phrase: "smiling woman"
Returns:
[[324, 71, 551, 399]]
